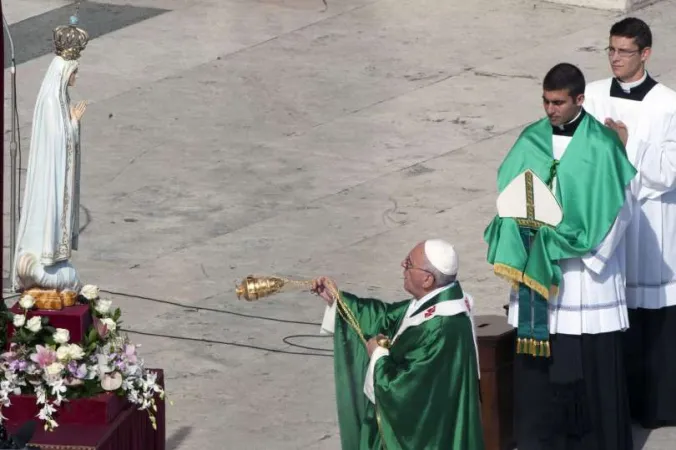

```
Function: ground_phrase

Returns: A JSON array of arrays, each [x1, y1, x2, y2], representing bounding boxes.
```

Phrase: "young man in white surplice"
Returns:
[[584, 17, 676, 429]]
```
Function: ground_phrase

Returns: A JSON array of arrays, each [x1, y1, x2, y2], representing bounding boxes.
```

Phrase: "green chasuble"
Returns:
[[332, 283, 484, 450], [483, 111, 636, 354]]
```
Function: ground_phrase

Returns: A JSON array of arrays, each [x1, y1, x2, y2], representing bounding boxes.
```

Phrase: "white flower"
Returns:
[[95, 299, 113, 315], [53, 328, 70, 345], [101, 372, 123, 391], [56, 344, 84, 361], [12, 314, 26, 328], [43, 362, 64, 383], [80, 284, 100, 300], [101, 318, 117, 333], [67, 344, 84, 360], [56, 346, 70, 362], [26, 316, 42, 333], [19, 295, 35, 309]]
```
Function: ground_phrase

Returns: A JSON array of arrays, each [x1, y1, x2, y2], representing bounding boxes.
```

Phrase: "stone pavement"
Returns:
[[3, 0, 676, 448]]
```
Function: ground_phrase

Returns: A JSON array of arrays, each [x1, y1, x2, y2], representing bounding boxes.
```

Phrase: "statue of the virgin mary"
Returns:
[[11, 17, 89, 293]]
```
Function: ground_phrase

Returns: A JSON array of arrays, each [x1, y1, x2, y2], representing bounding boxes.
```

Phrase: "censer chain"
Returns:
[[280, 277, 367, 346]]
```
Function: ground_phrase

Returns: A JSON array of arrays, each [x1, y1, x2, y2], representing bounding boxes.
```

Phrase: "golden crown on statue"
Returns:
[[53, 13, 89, 61]]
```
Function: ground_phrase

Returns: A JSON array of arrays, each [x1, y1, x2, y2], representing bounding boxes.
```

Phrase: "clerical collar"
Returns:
[[610, 71, 657, 101], [409, 282, 455, 316], [552, 108, 585, 137]]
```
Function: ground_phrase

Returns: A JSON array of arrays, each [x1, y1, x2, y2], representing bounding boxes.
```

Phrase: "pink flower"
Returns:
[[94, 317, 110, 339], [124, 344, 137, 364], [1, 344, 19, 361], [29, 345, 57, 368]]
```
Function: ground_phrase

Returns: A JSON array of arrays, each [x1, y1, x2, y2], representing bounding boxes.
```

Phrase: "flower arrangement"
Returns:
[[0, 285, 165, 431]]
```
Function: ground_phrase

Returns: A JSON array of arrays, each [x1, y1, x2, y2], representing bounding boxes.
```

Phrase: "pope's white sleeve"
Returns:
[[319, 301, 337, 335], [634, 113, 676, 200], [363, 346, 389, 404], [582, 187, 634, 275]]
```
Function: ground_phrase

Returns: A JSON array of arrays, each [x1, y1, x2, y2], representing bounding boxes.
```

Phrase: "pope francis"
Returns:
[[312, 239, 485, 450]]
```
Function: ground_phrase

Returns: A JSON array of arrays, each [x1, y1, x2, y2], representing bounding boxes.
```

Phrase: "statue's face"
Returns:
[[68, 69, 78, 87]]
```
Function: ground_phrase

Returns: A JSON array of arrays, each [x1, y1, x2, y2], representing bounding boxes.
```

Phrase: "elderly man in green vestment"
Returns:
[[312, 239, 484, 450]]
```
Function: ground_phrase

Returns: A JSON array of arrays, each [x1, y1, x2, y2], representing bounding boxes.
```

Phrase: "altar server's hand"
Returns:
[[604, 118, 628, 147], [311, 276, 338, 306]]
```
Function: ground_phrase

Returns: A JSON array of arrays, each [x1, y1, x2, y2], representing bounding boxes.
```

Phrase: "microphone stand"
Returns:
[[2, 11, 19, 291]]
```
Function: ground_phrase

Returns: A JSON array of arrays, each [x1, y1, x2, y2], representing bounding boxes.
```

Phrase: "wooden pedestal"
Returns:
[[476, 314, 516, 450]]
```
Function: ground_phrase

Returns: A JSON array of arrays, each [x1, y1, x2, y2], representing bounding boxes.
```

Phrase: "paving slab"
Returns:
[[4, 0, 676, 448]]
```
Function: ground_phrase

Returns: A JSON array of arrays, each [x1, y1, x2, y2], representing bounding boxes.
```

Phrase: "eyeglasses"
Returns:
[[605, 46, 641, 58], [403, 256, 433, 275]]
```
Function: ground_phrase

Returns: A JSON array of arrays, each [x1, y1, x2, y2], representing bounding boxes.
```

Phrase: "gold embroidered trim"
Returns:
[[41, 79, 76, 263], [523, 274, 558, 300], [493, 263, 523, 285], [515, 218, 545, 229], [494, 264, 558, 300], [31, 445, 95, 450], [525, 170, 535, 220]]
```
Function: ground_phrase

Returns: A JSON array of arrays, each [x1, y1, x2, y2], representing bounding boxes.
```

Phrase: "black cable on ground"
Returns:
[[120, 328, 333, 358], [2, 289, 333, 357], [101, 289, 322, 327], [104, 289, 333, 356], [282, 334, 333, 352]]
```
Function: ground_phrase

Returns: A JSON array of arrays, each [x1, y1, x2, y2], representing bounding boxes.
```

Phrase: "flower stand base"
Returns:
[[4, 393, 128, 426], [4, 370, 165, 450], [6, 304, 92, 347]]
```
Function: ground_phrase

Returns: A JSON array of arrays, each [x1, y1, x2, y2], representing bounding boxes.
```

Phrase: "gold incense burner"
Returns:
[[235, 275, 312, 301], [235, 275, 388, 348]]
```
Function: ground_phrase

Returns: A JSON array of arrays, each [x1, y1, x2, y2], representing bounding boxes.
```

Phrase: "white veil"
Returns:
[[12, 55, 80, 290]]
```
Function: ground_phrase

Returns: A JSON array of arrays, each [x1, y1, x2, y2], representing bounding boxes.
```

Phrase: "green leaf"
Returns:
[[88, 327, 98, 344]]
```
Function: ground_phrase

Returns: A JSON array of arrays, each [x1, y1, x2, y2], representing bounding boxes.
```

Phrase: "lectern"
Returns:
[[477, 314, 516, 450]]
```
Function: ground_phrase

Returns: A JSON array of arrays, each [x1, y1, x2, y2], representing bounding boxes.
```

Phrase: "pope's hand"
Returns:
[[311, 276, 338, 306], [604, 118, 628, 147], [71, 101, 87, 122], [367, 334, 388, 357]]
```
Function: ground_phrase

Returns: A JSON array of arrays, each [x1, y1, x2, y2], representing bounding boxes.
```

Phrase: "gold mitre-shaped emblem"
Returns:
[[53, 15, 89, 61], [497, 169, 563, 228]]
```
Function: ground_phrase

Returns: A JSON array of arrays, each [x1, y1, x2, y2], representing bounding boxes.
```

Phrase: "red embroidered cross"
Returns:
[[464, 298, 471, 312], [424, 306, 436, 318]]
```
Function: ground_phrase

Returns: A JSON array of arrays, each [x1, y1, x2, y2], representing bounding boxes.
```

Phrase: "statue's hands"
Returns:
[[604, 118, 628, 147], [71, 101, 88, 122], [311, 276, 338, 306]]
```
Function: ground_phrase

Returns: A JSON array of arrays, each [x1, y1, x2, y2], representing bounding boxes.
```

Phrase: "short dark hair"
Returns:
[[543, 63, 585, 98], [610, 17, 652, 50]]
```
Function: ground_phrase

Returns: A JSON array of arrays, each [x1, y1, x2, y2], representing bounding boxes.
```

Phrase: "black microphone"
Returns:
[[10, 420, 37, 448], [0, 420, 38, 449]]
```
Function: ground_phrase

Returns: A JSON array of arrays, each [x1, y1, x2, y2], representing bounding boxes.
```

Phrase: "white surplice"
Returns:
[[507, 121, 635, 335], [12, 56, 82, 292], [585, 75, 676, 309]]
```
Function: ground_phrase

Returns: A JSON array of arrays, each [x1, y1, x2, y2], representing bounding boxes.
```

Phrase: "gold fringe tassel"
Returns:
[[516, 338, 551, 358]]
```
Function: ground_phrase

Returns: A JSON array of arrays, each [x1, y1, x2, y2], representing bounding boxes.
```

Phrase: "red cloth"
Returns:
[[6, 304, 92, 345], [5, 369, 165, 450], [5, 392, 128, 425]]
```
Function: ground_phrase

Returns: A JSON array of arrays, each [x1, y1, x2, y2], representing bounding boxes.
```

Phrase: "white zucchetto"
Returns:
[[424, 239, 459, 275]]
